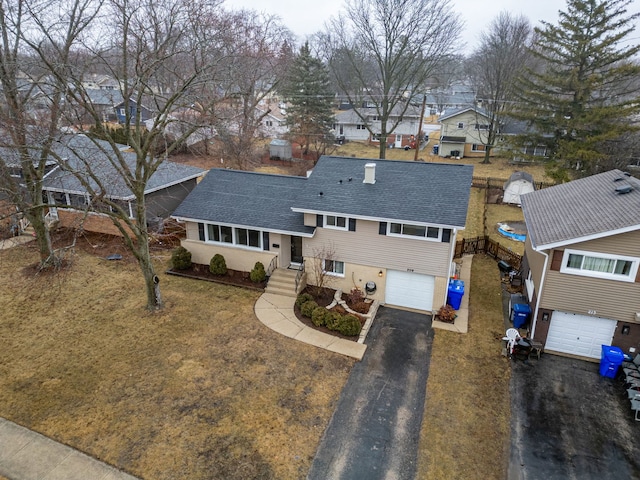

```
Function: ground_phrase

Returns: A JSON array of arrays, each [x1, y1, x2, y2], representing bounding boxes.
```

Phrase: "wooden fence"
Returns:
[[455, 235, 523, 271], [471, 176, 555, 191]]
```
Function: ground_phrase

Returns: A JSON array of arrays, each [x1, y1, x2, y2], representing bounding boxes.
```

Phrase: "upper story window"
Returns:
[[205, 223, 262, 249], [475, 123, 489, 130], [560, 249, 639, 283], [356, 124, 366, 130], [388, 222, 441, 240], [457, 122, 464, 129], [325, 215, 347, 230]]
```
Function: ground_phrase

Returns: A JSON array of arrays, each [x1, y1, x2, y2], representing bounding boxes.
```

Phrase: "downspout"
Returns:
[[530, 248, 549, 340], [445, 228, 458, 308]]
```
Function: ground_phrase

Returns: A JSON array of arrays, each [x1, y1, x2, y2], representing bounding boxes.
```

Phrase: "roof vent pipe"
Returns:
[[363, 163, 376, 184]]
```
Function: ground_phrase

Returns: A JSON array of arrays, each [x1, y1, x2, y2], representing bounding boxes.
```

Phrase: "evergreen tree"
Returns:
[[510, 0, 640, 180], [281, 42, 335, 157]]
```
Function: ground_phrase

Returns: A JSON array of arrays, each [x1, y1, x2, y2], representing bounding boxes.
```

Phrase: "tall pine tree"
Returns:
[[281, 42, 335, 157], [510, 0, 640, 180]]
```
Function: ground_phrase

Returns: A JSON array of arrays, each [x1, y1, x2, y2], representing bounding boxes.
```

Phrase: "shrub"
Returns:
[[301, 300, 318, 318], [311, 307, 330, 327], [351, 301, 370, 314], [335, 314, 362, 336], [347, 288, 365, 305], [171, 246, 192, 270], [436, 304, 457, 323], [209, 254, 227, 275], [325, 311, 342, 330], [295, 293, 314, 309], [250, 262, 266, 283]]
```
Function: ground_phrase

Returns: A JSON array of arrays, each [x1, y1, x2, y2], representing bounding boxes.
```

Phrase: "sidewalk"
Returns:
[[0, 418, 139, 480], [0, 234, 34, 250]]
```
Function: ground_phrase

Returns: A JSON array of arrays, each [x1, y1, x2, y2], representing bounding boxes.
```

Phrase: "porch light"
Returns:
[[378, 270, 383, 277]]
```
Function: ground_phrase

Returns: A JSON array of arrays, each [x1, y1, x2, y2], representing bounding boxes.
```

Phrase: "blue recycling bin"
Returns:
[[599, 345, 624, 378], [511, 303, 531, 329], [447, 279, 465, 310]]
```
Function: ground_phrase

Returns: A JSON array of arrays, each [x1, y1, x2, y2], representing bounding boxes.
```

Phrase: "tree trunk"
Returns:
[[378, 130, 387, 160], [28, 209, 55, 267], [481, 146, 492, 164], [137, 237, 163, 310]]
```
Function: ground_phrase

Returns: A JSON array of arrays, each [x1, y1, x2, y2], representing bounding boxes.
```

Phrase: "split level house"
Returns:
[[41, 135, 204, 235], [172, 156, 473, 314], [437, 106, 548, 161], [520, 170, 640, 360]]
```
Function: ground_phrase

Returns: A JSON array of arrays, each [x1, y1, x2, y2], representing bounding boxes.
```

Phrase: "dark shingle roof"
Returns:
[[172, 169, 314, 235], [521, 170, 640, 249], [295, 156, 473, 228], [43, 135, 204, 199]]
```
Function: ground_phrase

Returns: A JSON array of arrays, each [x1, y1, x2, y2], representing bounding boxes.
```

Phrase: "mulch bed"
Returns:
[[292, 286, 370, 341], [166, 263, 266, 291]]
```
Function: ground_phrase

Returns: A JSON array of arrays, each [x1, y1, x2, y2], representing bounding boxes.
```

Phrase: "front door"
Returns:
[[290, 236, 303, 265], [395, 134, 403, 148]]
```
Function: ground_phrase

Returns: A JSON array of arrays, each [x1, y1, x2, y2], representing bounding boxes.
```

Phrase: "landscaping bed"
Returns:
[[293, 287, 373, 340], [166, 263, 267, 291]]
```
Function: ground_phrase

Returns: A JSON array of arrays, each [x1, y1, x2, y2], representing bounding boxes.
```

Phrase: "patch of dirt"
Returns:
[[167, 263, 266, 291]]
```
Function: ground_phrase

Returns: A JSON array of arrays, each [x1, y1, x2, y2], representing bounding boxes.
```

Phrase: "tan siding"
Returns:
[[304, 213, 316, 227], [540, 271, 640, 323], [303, 220, 452, 277], [525, 238, 546, 290], [306, 262, 387, 304], [180, 221, 282, 271], [181, 239, 278, 272], [567, 229, 640, 257]]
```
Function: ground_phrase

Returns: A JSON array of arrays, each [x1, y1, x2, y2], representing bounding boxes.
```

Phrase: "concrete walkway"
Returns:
[[0, 418, 139, 480], [255, 293, 368, 360]]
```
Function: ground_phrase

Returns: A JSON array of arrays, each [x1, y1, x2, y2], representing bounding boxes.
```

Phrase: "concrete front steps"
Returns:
[[265, 268, 305, 298]]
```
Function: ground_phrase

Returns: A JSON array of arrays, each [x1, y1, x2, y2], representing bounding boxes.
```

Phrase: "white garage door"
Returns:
[[385, 270, 435, 312], [545, 311, 617, 359]]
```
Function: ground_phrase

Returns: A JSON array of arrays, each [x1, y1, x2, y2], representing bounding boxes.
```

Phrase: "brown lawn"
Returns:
[[418, 254, 511, 479], [0, 240, 353, 479]]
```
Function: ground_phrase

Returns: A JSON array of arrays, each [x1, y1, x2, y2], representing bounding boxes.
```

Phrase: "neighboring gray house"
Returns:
[[42, 135, 204, 235], [173, 156, 473, 314], [520, 170, 640, 360]]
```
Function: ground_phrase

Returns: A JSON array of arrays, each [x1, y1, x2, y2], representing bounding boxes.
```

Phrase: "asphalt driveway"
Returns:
[[307, 306, 433, 480], [509, 354, 640, 479]]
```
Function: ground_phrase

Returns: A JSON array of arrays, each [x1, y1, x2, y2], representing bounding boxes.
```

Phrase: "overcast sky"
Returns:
[[226, 0, 565, 54]]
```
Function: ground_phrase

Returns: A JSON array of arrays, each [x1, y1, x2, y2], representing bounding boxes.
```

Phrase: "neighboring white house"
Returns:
[[333, 104, 423, 148]]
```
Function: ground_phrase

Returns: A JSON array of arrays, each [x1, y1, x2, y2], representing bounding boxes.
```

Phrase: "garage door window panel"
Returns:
[[562, 250, 638, 282]]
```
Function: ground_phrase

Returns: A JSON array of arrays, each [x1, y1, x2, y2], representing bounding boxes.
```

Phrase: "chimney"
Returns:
[[363, 163, 376, 184]]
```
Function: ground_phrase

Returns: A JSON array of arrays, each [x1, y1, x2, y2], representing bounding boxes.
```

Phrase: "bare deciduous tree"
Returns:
[[0, 0, 101, 268], [468, 12, 533, 164], [321, 0, 462, 159]]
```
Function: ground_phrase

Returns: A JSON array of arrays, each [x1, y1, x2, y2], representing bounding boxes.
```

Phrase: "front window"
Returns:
[[474, 124, 489, 130], [323, 259, 345, 276], [457, 122, 464, 129], [471, 144, 485, 152], [389, 222, 441, 240], [561, 250, 638, 282], [205, 223, 258, 246], [325, 215, 347, 230], [236, 228, 260, 248]]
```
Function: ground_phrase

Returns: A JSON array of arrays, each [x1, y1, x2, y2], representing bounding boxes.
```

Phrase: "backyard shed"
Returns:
[[269, 139, 292, 160], [503, 171, 535, 205]]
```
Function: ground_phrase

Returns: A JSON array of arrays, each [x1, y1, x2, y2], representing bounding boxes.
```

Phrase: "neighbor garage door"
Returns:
[[385, 270, 435, 312], [545, 311, 617, 359]]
